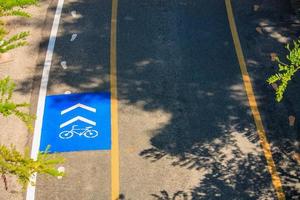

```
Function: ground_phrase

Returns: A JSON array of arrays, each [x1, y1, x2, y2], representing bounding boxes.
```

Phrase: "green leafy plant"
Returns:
[[0, 31, 29, 53], [0, 0, 38, 54], [0, 145, 64, 190], [0, 0, 64, 193], [0, 0, 38, 17], [0, 77, 35, 131], [267, 39, 300, 102]]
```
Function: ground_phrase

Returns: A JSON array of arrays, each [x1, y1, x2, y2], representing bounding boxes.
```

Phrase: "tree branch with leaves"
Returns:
[[0, 0, 38, 17], [0, 0, 38, 55], [0, 77, 65, 190], [0, 145, 64, 190], [0, 77, 34, 131], [267, 39, 300, 102], [0, 0, 65, 192]]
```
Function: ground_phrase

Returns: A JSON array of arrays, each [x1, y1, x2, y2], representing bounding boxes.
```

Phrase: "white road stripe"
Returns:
[[26, 0, 64, 199], [61, 103, 97, 115], [60, 116, 96, 128]]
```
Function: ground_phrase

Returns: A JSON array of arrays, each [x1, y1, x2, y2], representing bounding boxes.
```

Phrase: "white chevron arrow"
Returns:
[[61, 103, 96, 115], [60, 116, 96, 128]]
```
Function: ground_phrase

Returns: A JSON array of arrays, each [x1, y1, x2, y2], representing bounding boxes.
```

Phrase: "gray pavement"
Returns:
[[31, 0, 290, 199], [35, 0, 111, 199], [117, 0, 275, 199]]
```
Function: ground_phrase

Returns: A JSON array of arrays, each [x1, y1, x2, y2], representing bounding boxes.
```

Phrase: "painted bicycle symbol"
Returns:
[[59, 125, 99, 139]]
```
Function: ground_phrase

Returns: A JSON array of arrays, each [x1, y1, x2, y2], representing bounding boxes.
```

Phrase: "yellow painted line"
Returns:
[[110, 0, 120, 199], [225, 0, 285, 199]]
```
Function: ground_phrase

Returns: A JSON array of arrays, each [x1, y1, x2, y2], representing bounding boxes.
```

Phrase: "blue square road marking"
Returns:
[[40, 92, 111, 153]]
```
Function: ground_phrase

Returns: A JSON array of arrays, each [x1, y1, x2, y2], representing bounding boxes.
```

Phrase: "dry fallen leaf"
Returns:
[[270, 52, 278, 61], [288, 115, 296, 127], [256, 27, 263, 34], [253, 5, 260, 12]]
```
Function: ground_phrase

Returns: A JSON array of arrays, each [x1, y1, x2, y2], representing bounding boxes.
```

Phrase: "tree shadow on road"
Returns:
[[232, 0, 300, 198], [16, 0, 111, 95], [117, 0, 279, 199], [15, 0, 300, 199]]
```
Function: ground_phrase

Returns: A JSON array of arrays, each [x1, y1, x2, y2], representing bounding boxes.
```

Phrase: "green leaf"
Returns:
[[267, 38, 300, 102], [0, 77, 35, 131], [0, 145, 64, 190], [0, 31, 29, 53]]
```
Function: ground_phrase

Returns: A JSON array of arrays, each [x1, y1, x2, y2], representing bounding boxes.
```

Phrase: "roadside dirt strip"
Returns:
[[0, 1, 53, 200]]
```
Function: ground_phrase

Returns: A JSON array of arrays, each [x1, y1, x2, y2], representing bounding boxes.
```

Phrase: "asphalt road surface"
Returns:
[[35, 0, 111, 199], [31, 0, 283, 199]]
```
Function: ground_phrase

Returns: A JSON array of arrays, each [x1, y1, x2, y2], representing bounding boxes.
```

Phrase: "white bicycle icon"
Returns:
[[59, 125, 99, 139]]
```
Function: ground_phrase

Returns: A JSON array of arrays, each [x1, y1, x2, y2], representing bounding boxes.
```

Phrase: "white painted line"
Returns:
[[61, 103, 96, 115], [60, 116, 96, 128], [26, 0, 64, 200]]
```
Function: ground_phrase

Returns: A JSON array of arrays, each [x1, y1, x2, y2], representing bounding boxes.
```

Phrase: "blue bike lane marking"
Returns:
[[40, 92, 111, 153]]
